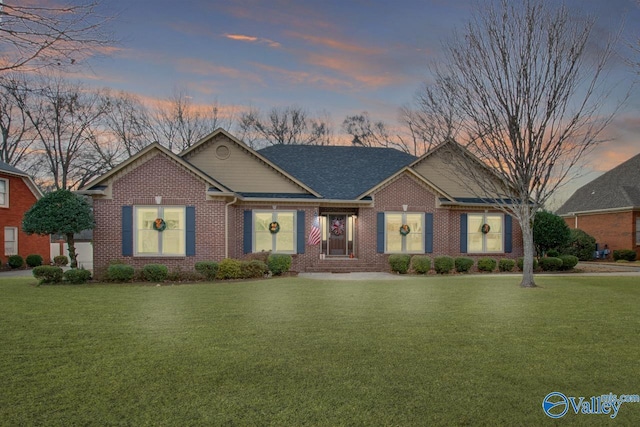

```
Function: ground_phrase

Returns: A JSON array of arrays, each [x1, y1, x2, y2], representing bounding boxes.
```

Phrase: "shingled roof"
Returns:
[[0, 160, 28, 176], [556, 152, 640, 215], [257, 145, 417, 200]]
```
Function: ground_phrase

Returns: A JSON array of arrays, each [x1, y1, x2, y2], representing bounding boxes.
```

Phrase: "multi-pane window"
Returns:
[[254, 211, 296, 253], [468, 213, 503, 253], [135, 206, 185, 256], [0, 179, 7, 207], [4, 227, 17, 256], [385, 213, 424, 253]]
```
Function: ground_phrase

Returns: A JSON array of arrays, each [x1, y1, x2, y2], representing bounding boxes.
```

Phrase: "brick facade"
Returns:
[[0, 172, 50, 263], [563, 211, 640, 258]]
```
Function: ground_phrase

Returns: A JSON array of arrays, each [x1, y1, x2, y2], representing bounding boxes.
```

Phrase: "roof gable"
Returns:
[[557, 152, 640, 215], [258, 145, 416, 200], [0, 161, 43, 198]]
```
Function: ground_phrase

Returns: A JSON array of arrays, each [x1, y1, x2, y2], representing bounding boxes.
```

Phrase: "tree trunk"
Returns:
[[66, 232, 78, 269], [519, 210, 537, 288]]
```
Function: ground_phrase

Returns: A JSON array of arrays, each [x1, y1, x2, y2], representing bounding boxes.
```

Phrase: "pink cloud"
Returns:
[[251, 62, 354, 91], [224, 33, 281, 48]]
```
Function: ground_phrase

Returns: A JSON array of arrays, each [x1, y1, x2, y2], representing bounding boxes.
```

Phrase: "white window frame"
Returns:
[[4, 226, 18, 256], [253, 210, 297, 254], [0, 178, 8, 207], [467, 213, 504, 253], [385, 212, 425, 254], [134, 206, 186, 257], [636, 217, 640, 246]]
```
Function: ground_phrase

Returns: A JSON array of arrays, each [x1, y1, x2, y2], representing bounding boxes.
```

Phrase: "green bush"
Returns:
[[499, 259, 516, 272], [217, 258, 243, 280], [8, 255, 24, 269], [411, 255, 431, 274], [558, 255, 579, 271], [562, 229, 596, 261], [454, 257, 474, 273], [267, 254, 292, 276], [195, 261, 219, 280], [26, 254, 43, 267], [241, 260, 268, 279], [546, 249, 560, 258], [32, 266, 64, 284], [540, 257, 563, 271], [613, 249, 637, 262], [64, 268, 92, 284], [142, 264, 169, 282], [434, 256, 454, 274], [477, 257, 497, 272], [53, 255, 69, 266], [106, 264, 135, 282], [517, 257, 539, 271], [389, 254, 411, 274]]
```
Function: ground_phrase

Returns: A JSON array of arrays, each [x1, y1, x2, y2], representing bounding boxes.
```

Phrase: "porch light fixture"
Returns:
[[155, 196, 162, 205], [402, 204, 408, 212]]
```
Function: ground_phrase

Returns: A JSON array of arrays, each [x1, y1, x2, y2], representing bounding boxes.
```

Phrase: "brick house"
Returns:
[[79, 129, 523, 275], [556, 152, 640, 259], [0, 161, 50, 264]]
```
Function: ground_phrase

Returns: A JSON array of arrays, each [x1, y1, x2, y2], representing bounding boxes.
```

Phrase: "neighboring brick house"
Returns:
[[0, 161, 50, 264], [79, 129, 524, 275], [556, 152, 640, 259]]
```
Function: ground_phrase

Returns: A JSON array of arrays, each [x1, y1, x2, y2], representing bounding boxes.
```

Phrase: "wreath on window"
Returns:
[[399, 224, 411, 236], [331, 218, 345, 236], [481, 223, 491, 234], [153, 218, 167, 232], [269, 221, 280, 234]]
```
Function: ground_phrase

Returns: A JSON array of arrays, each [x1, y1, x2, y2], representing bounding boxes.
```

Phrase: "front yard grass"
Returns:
[[1, 275, 639, 426]]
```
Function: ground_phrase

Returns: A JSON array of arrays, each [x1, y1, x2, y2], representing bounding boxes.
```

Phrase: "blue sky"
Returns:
[[83, 0, 640, 205]]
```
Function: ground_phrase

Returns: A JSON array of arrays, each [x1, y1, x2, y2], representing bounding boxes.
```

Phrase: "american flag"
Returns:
[[307, 216, 321, 246]]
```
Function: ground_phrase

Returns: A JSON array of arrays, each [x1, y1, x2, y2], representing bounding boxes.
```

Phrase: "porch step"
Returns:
[[304, 258, 380, 273]]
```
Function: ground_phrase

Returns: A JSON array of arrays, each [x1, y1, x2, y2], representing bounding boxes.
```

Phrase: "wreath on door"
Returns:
[[330, 218, 345, 236]]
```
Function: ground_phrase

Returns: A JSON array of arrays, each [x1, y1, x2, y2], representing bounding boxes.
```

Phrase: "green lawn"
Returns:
[[1, 275, 639, 426]]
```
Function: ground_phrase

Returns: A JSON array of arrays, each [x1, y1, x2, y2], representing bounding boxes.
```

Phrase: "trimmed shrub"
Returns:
[[389, 254, 411, 274], [243, 251, 271, 264], [613, 249, 637, 262], [454, 257, 474, 273], [241, 260, 268, 279], [142, 264, 168, 282], [26, 254, 44, 267], [540, 257, 563, 271], [106, 264, 135, 282], [53, 255, 69, 266], [499, 259, 516, 272], [562, 229, 596, 261], [8, 255, 24, 269], [517, 257, 539, 271], [167, 268, 203, 282], [434, 256, 454, 274], [217, 258, 243, 280], [32, 266, 64, 284], [546, 249, 560, 258], [411, 255, 431, 274], [558, 255, 579, 271], [64, 268, 92, 284], [195, 261, 219, 280], [477, 257, 497, 272], [267, 254, 292, 276]]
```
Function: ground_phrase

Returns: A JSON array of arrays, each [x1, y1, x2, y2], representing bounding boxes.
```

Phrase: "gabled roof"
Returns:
[[0, 160, 27, 176], [0, 160, 43, 198], [258, 145, 417, 200], [556, 152, 640, 215]]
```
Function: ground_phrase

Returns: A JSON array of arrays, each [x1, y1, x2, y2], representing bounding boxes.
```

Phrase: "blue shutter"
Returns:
[[460, 213, 468, 253], [186, 206, 196, 256], [122, 206, 133, 256], [425, 213, 433, 253], [504, 214, 513, 253], [377, 212, 385, 253], [243, 210, 252, 254], [297, 210, 305, 254]]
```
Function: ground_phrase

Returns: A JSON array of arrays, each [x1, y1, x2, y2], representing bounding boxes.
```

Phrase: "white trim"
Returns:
[[4, 226, 18, 256], [384, 212, 425, 254], [253, 210, 297, 254], [559, 206, 638, 217], [133, 206, 186, 257], [467, 213, 504, 254], [0, 178, 8, 207]]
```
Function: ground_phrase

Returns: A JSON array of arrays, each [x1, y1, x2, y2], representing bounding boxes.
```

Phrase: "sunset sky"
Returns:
[[82, 0, 640, 206]]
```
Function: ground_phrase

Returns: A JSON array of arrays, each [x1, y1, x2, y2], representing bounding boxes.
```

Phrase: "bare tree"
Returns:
[[23, 75, 109, 190], [429, 0, 620, 287], [0, 74, 35, 166], [237, 105, 333, 148], [342, 112, 409, 153], [101, 90, 153, 157], [0, 1, 114, 72]]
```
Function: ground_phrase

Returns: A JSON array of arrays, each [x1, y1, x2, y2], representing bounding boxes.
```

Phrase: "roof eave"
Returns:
[[558, 206, 639, 217]]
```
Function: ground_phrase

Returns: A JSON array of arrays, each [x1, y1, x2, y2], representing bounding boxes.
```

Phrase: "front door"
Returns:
[[328, 215, 347, 256]]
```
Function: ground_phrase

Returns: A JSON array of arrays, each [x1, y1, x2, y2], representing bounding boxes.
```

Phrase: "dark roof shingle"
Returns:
[[257, 145, 417, 200], [0, 160, 27, 176]]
